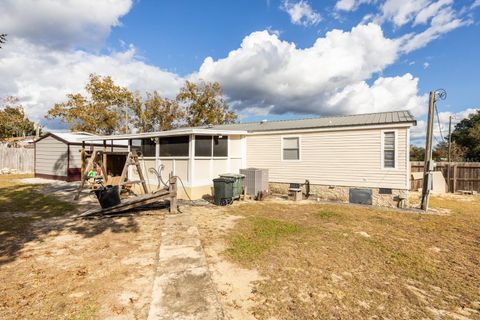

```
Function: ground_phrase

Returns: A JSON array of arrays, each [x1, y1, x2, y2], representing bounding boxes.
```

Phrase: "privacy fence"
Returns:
[[410, 161, 480, 193], [0, 145, 34, 173]]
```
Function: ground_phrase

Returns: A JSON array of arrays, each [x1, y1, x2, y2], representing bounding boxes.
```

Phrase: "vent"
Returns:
[[349, 188, 372, 205], [379, 188, 392, 194]]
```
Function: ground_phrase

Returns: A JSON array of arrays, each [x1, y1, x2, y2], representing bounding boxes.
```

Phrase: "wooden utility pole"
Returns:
[[420, 91, 436, 211], [447, 115, 452, 192]]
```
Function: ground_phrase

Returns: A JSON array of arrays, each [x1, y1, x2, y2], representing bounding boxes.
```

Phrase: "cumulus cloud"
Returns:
[[335, 0, 374, 12], [0, 0, 132, 49], [0, 38, 183, 127], [410, 108, 480, 145], [197, 24, 428, 116], [280, 0, 321, 26]]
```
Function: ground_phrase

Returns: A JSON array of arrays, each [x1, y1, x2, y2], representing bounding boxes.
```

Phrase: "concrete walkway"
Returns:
[[148, 211, 223, 320]]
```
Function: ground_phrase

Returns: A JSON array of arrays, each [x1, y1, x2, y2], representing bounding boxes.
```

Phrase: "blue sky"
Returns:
[[1, 0, 479, 144]]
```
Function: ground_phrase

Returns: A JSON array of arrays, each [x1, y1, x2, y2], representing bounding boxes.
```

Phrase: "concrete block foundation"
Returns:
[[269, 182, 409, 208]]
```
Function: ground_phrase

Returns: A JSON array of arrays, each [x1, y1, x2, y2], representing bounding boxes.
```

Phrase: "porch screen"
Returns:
[[159, 136, 189, 157], [131, 139, 156, 157], [195, 136, 212, 157], [213, 136, 228, 157]]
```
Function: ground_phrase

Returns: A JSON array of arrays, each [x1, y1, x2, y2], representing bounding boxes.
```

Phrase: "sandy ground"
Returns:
[[190, 203, 263, 320], [0, 177, 166, 319]]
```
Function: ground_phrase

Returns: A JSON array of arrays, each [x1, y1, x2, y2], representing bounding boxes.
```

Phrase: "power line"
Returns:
[[434, 104, 445, 142]]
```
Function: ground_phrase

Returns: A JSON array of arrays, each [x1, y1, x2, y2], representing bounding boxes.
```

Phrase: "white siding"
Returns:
[[35, 136, 68, 177], [247, 127, 409, 190]]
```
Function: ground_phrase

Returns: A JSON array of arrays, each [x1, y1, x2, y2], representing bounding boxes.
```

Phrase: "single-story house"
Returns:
[[81, 110, 416, 207], [34, 132, 128, 181]]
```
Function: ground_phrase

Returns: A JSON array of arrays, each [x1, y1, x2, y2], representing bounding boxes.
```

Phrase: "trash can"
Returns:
[[219, 173, 245, 199], [94, 185, 121, 209], [213, 177, 234, 206]]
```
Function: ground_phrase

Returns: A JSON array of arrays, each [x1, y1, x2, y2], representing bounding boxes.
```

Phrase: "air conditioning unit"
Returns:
[[239, 168, 269, 196]]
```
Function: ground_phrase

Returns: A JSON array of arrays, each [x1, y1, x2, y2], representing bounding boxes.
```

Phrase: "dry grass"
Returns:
[[224, 197, 480, 319], [0, 174, 164, 319]]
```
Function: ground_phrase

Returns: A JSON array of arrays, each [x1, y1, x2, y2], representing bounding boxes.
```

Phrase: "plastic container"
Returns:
[[219, 173, 245, 199], [213, 177, 234, 206], [94, 185, 121, 209]]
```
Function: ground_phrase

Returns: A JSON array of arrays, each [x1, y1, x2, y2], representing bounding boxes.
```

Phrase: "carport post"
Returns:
[[102, 140, 107, 175]]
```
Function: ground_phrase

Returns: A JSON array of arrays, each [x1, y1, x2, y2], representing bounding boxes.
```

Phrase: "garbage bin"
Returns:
[[219, 173, 245, 199], [94, 185, 121, 209], [213, 177, 234, 206]]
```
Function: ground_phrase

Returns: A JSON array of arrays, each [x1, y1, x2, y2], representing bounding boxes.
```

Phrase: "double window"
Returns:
[[282, 137, 300, 160], [383, 131, 395, 168], [195, 135, 228, 157]]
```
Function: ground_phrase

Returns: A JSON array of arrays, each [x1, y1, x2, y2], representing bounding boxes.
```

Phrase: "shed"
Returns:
[[34, 132, 127, 181]]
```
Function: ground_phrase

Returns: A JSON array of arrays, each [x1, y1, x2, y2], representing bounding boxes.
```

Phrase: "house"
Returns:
[[34, 132, 128, 181], [82, 110, 416, 207]]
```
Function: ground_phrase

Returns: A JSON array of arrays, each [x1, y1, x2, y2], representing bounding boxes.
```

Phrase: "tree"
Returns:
[[0, 34, 6, 48], [410, 145, 425, 161], [432, 140, 466, 162], [0, 97, 36, 139], [130, 91, 184, 132], [176, 80, 237, 127], [46, 74, 134, 134], [451, 110, 480, 161]]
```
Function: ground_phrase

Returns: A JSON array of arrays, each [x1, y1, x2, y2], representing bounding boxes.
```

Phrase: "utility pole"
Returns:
[[447, 115, 452, 192], [420, 91, 436, 211]]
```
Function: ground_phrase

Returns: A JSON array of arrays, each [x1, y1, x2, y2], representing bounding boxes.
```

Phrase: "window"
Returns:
[[282, 137, 300, 160], [159, 136, 189, 157], [195, 136, 212, 157], [194, 135, 228, 157], [213, 136, 228, 157], [383, 131, 395, 168], [131, 138, 156, 157]]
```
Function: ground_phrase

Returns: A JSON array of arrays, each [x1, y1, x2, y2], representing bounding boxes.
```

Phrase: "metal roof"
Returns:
[[82, 128, 249, 141], [81, 110, 416, 141], [184, 110, 416, 133]]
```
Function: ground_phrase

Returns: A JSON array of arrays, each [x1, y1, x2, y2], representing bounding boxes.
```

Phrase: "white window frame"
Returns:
[[281, 135, 301, 161], [381, 129, 397, 170]]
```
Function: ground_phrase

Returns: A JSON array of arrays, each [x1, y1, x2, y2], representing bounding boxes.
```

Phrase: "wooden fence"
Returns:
[[410, 161, 480, 192], [0, 145, 34, 173]]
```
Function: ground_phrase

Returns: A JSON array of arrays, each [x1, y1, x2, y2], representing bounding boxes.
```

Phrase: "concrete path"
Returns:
[[148, 211, 223, 320]]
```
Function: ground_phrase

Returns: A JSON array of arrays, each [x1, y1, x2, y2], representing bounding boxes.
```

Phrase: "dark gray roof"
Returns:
[[189, 110, 416, 133]]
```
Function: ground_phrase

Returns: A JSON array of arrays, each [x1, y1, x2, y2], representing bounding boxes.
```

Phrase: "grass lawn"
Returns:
[[224, 196, 480, 319], [0, 174, 76, 262]]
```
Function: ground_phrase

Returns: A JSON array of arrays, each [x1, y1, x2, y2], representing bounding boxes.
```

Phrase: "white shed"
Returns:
[[34, 132, 127, 181]]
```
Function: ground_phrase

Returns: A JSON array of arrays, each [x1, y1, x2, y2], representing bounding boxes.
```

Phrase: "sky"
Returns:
[[1, 0, 479, 145]]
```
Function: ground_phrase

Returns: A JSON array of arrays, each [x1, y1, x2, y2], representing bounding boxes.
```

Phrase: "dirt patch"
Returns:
[[0, 212, 164, 319], [190, 204, 263, 320], [0, 174, 166, 319]]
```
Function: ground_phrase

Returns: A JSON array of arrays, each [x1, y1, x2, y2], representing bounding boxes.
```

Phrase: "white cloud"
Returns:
[[0, 0, 133, 49], [0, 38, 183, 128], [197, 24, 429, 116], [410, 108, 479, 145], [335, 0, 374, 12], [280, 0, 321, 26], [400, 6, 472, 52], [423, 62, 430, 68]]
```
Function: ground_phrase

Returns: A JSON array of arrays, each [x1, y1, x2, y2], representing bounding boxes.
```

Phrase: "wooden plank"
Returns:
[[79, 189, 171, 217]]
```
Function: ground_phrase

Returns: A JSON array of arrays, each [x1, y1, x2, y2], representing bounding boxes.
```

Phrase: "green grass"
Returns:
[[314, 209, 340, 219], [226, 216, 303, 262], [68, 303, 98, 320]]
